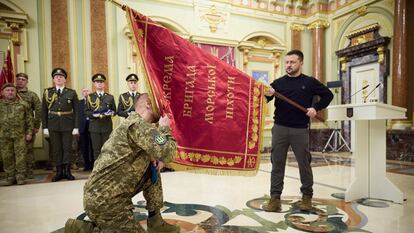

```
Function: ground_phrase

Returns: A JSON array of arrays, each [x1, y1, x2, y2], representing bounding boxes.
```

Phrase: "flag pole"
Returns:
[[271, 89, 326, 123], [106, 0, 126, 11]]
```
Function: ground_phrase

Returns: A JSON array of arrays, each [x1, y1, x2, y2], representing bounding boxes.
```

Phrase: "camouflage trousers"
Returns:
[[0, 136, 27, 181], [85, 167, 163, 233], [25, 134, 36, 175]]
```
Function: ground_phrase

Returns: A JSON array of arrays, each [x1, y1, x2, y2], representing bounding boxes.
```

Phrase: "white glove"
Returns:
[[72, 128, 79, 135], [43, 128, 49, 137], [104, 111, 113, 116], [92, 113, 100, 118]]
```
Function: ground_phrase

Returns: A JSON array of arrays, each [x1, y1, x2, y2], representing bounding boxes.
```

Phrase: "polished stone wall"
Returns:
[[387, 129, 414, 162]]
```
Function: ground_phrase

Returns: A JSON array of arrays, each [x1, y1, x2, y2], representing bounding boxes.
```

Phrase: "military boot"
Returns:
[[64, 164, 75, 180], [299, 195, 312, 211], [5, 177, 16, 186], [65, 218, 94, 233], [147, 213, 180, 233], [263, 197, 282, 212], [27, 169, 34, 179], [52, 165, 64, 182], [16, 174, 26, 185]]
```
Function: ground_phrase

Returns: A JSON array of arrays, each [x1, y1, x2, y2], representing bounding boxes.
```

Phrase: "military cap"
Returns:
[[126, 73, 139, 82], [1, 83, 16, 90], [92, 73, 106, 82], [51, 68, 67, 78], [16, 73, 28, 79]]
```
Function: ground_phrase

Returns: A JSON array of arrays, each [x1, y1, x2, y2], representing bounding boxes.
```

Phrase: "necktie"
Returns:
[[98, 93, 102, 98], [57, 89, 61, 96], [132, 93, 135, 98]]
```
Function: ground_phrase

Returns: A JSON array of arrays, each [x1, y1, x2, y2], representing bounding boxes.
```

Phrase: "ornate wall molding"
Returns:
[[290, 23, 305, 31], [307, 19, 330, 30], [0, 1, 28, 46]]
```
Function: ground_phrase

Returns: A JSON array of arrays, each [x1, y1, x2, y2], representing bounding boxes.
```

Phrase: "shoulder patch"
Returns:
[[154, 134, 167, 145]]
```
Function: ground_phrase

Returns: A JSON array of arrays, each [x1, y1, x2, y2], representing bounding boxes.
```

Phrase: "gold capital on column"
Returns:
[[290, 24, 305, 31], [339, 57, 347, 72], [243, 48, 250, 66], [307, 20, 330, 30]]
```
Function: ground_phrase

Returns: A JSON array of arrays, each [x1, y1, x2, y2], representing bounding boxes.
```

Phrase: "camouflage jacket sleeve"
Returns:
[[24, 101, 34, 135], [128, 121, 177, 163], [32, 92, 42, 129]]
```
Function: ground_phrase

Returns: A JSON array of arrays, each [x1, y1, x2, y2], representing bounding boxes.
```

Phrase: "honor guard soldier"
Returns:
[[85, 73, 116, 162], [117, 73, 140, 118], [16, 73, 42, 179], [41, 68, 79, 182], [0, 83, 33, 185]]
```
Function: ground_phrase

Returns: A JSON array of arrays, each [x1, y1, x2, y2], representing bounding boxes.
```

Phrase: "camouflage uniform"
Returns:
[[0, 98, 33, 183], [17, 89, 41, 177], [83, 112, 176, 233]]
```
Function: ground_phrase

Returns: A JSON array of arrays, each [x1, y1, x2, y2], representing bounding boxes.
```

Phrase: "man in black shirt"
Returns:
[[264, 50, 333, 212]]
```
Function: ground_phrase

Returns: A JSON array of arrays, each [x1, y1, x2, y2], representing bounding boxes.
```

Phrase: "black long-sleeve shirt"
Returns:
[[266, 74, 333, 128]]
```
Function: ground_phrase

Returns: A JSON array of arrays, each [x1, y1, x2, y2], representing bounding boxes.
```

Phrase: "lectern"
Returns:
[[327, 102, 406, 203]]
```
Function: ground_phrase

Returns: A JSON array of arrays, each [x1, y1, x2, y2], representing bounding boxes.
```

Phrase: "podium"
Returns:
[[327, 103, 406, 203]]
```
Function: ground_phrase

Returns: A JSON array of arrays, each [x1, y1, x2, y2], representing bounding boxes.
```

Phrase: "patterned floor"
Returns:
[[1, 155, 413, 233], [53, 196, 370, 233]]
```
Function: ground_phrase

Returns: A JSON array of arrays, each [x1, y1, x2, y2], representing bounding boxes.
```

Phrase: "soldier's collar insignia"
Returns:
[[154, 134, 167, 145]]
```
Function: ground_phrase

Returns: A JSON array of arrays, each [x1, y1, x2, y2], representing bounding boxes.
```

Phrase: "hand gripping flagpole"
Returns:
[[267, 87, 326, 123]]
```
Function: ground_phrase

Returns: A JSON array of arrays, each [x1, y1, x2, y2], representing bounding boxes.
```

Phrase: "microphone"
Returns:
[[363, 83, 382, 103], [344, 84, 369, 103]]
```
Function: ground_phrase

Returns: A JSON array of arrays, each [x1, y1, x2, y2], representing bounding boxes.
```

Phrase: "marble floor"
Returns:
[[1, 154, 413, 233]]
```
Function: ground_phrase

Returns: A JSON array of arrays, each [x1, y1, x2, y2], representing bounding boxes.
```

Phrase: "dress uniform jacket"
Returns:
[[117, 92, 139, 118], [85, 92, 116, 133], [41, 87, 79, 131]]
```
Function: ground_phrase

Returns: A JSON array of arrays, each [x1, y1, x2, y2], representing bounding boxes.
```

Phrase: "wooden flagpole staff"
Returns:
[[107, 0, 126, 10], [273, 90, 326, 123]]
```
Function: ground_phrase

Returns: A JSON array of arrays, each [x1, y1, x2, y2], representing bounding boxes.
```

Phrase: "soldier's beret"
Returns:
[[92, 73, 106, 82], [1, 83, 16, 90], [51, 68, 67, 78], [16, 73, 28, 79], [126, 74, 138, 82]]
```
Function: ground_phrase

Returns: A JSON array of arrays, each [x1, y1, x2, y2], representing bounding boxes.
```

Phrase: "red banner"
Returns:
[[0, 48, 14, 90], [126, 8, 265, 175], [195, 43, 236, 67]]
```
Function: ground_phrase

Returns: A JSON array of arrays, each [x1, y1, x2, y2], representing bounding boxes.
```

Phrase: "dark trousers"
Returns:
[[49, 131, 73, 166], [270, 124, 313, 198], [90, 132, 111, 161], [79, 132, 94, 169]]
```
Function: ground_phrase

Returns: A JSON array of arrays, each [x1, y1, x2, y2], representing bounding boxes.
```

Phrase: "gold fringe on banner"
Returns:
[[169, 162, 259, 177]]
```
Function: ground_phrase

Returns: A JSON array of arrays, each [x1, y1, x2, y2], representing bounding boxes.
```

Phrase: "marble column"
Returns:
[[307, 20, 329, 83], [308, 20, 329, 126], [51, 0, 71, 85], [392, 0, 413, 128], [290, 24, 305, 50], [90, 0, 108, 90]]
